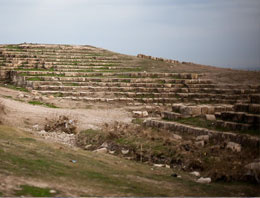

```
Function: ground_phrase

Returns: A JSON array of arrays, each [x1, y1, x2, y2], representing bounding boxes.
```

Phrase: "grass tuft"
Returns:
[[28, 101, 58, 108], [15, 185, 56, 197]]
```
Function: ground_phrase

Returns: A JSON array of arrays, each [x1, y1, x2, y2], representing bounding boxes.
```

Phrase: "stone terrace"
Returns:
[[0, 43, 260, 137]]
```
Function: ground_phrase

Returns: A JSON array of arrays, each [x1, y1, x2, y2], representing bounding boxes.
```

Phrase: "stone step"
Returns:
[[250, 95, 260, 104], [24, 76, 213, 84], [28, 81, 213, 88], [234, 103, 260, 114], [5, 62, 121, 67], [162, 111, 188, 120], [32, 85, 259, 95], [2, 52, 119, 59], [34, 90, 250, 102], [43, 66, 137, 70], [215, 120, 257, 131], [18, 71, 199, 79], [4, 55, 120, 60], [171, 104, 233, 116], [15, 68, 139, 73], [144, 119, 260, 148], [2, 66, 139, 71], [217, 111, 260, 125]]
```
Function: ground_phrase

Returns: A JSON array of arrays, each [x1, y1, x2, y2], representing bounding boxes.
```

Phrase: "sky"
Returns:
[[0, 0, 259, 70]]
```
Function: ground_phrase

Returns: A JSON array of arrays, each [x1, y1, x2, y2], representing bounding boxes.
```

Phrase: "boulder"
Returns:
[[173, 134, 182, 140], [93, 148, 107, 154], [226, 142, 241, 152], [205, 114, 216, 121], [197, 177, 211, 184], [196, 135, 210, 142], [195, 140, 205, 147], [190, 171, 200, 177], [245, 161, 260, 183], [133, 111, 148, 118]]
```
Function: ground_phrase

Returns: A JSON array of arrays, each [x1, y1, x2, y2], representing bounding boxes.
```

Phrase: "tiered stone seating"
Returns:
[[1, 44, 260, 108], [215, 95, 260, 131]]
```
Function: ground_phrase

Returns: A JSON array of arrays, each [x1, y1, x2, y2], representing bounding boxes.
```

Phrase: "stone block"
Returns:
[[226, 142, 241, 152]]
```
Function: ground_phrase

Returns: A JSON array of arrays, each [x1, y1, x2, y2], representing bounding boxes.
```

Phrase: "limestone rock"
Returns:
[[195, 140, 205, 147], [205, 114, 216, 121], [196, 135, 210, 142], [84, 144, 92, 150], [226, 142, 241, 152], [154, 164, 164, 168], [173, 134, 182, 140], [133, 111, 148, 118], [197, 177, 211, 184], [190, 171, 200, 177], [245, 161, 260, 183], [93, 148, 107, 154], [121, 149, 129, 155]]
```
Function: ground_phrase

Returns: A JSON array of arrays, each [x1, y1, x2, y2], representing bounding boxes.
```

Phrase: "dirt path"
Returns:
[[0, 91, 132, 132]]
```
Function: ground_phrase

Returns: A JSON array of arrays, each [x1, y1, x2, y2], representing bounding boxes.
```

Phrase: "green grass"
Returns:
[[15, 68, 55, 72], [15, 185, 56, 197], [131, 118, 144, 125], [28, 100, 58, 108], [19, 73, 65, 77], [27, 77, 43, 81], [1, 84, 28, 92], [0, 125, 259, 196], [5, 45, 23, 51]]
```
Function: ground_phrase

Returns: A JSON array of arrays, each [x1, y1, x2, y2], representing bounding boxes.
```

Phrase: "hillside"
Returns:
[[0, 43, 259, 196]]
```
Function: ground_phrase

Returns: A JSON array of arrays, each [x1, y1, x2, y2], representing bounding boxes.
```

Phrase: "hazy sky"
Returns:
[[0, 0, 259, 70]]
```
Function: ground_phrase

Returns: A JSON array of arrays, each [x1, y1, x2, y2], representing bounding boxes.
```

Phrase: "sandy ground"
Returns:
[[0, 87, 132, 132]]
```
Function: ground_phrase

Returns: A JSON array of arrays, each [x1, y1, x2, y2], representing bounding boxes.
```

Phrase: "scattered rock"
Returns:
[[33, 124, 39, 130], [244, 161, 260, 183], [190, 171, 200, 177], [84, 144, 92, 150], [173, 134, 182, 140], [197, 177, 211, 184], [154, 164, 164, 168], [31, 90, 38, 95], [196, 135, 209, 142], [101, 142, 108, 148], [44, 116, 77, 134], [133, 111, 148, 118], [205, 114, 216, 121], [49, 190, 57, 194], [195, 140, 205, 147], [17, 93, 24, 98], [226, 142, 241, 152], [33, 96, 40, 100], [121, 149, 129, 155], [48, 95, 55, 99], [109, 150, 116, 154], [94, 148, 107, 154], [165, 165, 171, 169]]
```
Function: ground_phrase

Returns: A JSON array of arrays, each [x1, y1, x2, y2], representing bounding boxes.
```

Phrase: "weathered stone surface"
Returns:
[[93, 148, 107, 154], [245, 160, 260, 183], [145, 119, 260, 148], [196, 135, 210, 142], [133, 111, 149, 118], [190, 171, 200, 177], [197, 177, 211, 184], [205, 114, 216, 121], [226, 142, 241, 152], [195, 140, 205, 147]]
